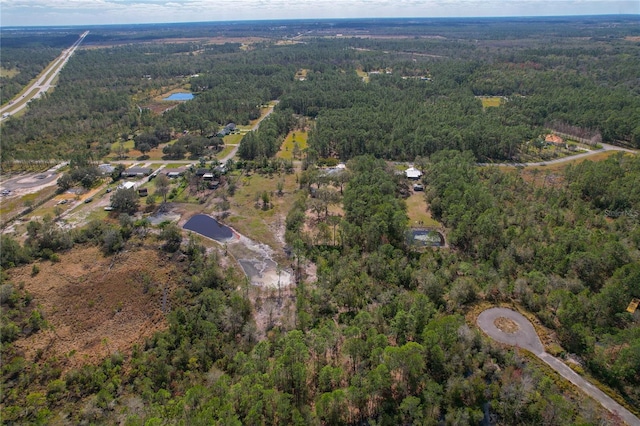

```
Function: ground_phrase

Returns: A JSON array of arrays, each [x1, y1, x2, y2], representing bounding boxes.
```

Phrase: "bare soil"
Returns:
[[9, 245, 183, 373]]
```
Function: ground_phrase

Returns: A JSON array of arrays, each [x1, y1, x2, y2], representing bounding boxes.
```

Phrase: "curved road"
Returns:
[[1, 31, 89, 121], [477, 308, 640, 426]]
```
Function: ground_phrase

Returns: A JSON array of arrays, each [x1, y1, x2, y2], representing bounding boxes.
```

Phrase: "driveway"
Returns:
[[477, 307, 640, 426]]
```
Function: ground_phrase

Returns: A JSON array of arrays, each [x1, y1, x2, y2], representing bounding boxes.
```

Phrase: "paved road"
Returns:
[[478, 143, 636, 168], [477, 308, 640, 426], [1, 31, 89, 121]]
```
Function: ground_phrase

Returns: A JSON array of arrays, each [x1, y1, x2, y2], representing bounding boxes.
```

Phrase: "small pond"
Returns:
[[409, 229, 445, 247], [163, 92, 194, 101], [183, 214, 233, 241]]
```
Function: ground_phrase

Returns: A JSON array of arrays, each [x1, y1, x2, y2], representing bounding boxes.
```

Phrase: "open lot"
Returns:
[[477, 96, 504, 108], [277, 130, 308, 160], [405, 190, 441, 227]]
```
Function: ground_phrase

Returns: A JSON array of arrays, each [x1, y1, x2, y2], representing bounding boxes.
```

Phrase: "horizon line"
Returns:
[[2, 13, 639, 30]]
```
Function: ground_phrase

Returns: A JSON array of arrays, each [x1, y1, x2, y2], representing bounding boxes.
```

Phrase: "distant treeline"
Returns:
[[1, 16, 639, 166]]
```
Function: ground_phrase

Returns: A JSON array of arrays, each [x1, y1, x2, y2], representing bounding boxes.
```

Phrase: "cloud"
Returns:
[[1, 0, 638, 26]]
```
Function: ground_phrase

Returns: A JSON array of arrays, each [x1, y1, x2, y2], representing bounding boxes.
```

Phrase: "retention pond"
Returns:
[[183, 214, 233, 241]]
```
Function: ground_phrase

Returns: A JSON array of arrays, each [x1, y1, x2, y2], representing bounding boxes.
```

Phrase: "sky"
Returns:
[[1, 0, 638, 27]]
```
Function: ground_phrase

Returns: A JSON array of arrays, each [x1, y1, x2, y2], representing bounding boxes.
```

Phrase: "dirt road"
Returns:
[[477, 307, 640, 426]]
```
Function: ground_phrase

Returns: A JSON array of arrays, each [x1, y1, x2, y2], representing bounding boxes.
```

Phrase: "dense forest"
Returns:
[[2, 16, 640, 166], [2, 153, 639, 424], [1, 16, 640, 424]]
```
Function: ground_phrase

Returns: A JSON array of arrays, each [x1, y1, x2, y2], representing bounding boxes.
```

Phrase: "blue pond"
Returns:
[[183, 214, 233, 241], [163, 92, 194, 101]]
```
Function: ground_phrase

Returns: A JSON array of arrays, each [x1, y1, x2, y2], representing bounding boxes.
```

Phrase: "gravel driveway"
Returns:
[[477, 307, 640, 426]]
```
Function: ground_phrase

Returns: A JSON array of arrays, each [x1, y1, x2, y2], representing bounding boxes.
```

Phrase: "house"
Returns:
[[138, 188, 148, 197], [98, 164, 115, 175], [194, 168, 209, 177], [122, 167, 153, 177], [208, 180, 220, 190], [217, 123, 237, 137], [165, 167, 187, 178], [405, 166, 423, 180], [545, 134, 565, 147], [117, 181, 136, 190], [202, 173, 214, 181]]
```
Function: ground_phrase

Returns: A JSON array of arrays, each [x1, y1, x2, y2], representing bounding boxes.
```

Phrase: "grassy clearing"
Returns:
[[227, 171, 298, 255], [406, 192, 440, 227], [110, 140, 135, 152], [277, 131, 308, 160], [223, 133, 244, 145], [356, 68, 369, 83], [478, 96, 503, 108], [294, 69, 309, 80], [163, 163, 189, 169], [108, 140, 168, 161], [0, 67, 19, 79]]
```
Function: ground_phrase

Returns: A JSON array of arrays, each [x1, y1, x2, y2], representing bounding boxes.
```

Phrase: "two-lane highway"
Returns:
[[1, 31, 88, 121]]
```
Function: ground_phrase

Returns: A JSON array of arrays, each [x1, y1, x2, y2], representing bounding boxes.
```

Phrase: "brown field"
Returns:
[[9, 245, 183, 373]]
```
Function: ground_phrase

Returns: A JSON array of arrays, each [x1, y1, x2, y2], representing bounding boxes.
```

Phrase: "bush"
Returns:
[[160, 224, 182, 253], [103, 229, 124, 254]]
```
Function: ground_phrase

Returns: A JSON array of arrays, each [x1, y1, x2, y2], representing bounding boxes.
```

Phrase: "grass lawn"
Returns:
[[163, 163, 190, 169], [216, 145, 236, 160], [478, 96, 503, 108], [277, 131, 308, 160], [406, 191, 440, 227], [223, 133, 244, 145]]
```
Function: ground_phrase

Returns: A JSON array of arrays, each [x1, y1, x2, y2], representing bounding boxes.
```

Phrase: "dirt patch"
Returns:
[[9, 245, 183, 373], [494, 317, 519, 333]]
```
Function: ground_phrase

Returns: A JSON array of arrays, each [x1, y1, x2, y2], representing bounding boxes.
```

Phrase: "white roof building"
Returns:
[[405, 166, 423, 179]]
